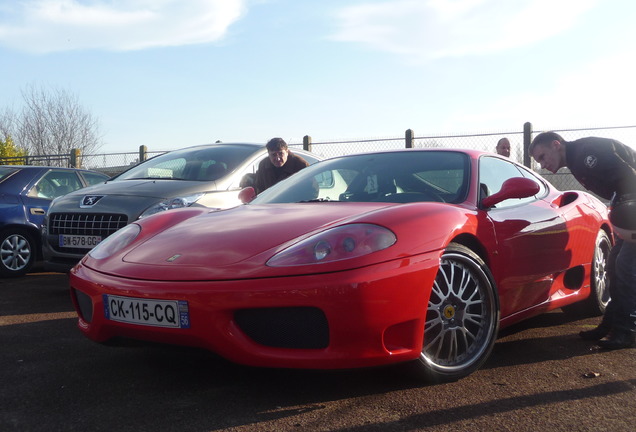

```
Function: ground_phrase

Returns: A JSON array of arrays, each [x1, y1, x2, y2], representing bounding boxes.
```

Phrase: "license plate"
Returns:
[[59, 234, 102, 249], [103, 295, 190, 328]]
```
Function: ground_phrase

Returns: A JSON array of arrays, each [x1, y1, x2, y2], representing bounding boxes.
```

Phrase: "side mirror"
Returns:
[[238, 186, 256, 204], [482, 177, 540, 208]]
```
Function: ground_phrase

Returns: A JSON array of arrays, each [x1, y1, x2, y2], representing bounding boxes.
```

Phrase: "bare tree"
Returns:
[[0, 107, 17, 144], [5, 85, 103, 160]]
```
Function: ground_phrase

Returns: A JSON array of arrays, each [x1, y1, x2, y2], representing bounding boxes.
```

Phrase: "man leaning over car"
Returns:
[[254, 137, 309, 194], [530, 131, 636, 350]]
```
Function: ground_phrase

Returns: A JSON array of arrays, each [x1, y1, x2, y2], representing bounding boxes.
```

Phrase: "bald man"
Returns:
[[496, 138, 511, 157]]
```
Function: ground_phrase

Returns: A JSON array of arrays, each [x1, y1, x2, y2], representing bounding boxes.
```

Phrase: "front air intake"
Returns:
[[235, 307, 329, 349]]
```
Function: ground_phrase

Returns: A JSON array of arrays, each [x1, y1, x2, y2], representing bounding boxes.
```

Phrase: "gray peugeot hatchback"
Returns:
[[42, 142, 321, 272]]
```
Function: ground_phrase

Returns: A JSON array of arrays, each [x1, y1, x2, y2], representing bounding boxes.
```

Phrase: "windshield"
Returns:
[[252, 151, 470, 204], [115, 144, 261, 181]]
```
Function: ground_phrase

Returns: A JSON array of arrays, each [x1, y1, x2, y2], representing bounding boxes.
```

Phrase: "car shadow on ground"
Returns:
[[484, 310, 604, 370], [2, 272, 626, 432], [31, 333, 630, 432]]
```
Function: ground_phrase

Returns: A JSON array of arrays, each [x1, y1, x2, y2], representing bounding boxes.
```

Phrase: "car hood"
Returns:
[[48, 179, 220, 219], [67, 179, 218, 199], [85, 202, 449, 281]]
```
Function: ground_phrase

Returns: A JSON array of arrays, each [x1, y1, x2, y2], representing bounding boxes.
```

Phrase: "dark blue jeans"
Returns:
[[603, 238, 636, 333]]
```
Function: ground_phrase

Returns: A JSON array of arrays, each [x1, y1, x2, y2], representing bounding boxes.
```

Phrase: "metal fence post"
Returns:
[[405, 129, 414, 148], [139, 145, 148, 162], [70, 149, 81, 168], [523, 122, 533, 168], [303, 135, 312, 152]]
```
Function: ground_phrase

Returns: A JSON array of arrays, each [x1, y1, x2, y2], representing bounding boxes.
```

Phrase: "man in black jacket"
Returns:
[[530, 131, 636, 349]]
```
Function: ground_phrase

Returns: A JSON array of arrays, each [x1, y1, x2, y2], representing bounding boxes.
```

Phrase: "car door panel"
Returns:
[[479, 156, 570, 318], [488, 200, 569, 317]]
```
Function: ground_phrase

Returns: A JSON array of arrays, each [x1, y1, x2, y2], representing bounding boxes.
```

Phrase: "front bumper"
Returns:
[[69, 252, 440, 369], [42, 238, 85, 272]]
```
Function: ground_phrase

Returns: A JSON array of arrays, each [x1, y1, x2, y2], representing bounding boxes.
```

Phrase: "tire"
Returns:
[[414, 243, 499, 383], [563, 229, 612, 317], [0, 229, 36, 278]]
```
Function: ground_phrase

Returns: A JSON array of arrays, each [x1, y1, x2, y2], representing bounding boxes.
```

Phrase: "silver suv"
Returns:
[[42, 142, 321, 272]]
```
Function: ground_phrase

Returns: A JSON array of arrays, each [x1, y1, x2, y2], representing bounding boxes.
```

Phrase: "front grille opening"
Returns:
[[50, 213, 128, 236], [49, 213, 128, 253], [235, 307, 329, 349]]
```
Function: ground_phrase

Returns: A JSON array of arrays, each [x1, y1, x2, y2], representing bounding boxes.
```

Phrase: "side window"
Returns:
[[246, 155, 266, 175], [518, 166, 548, 197], [230, 154, 268, 189], [82, 172, 109, 185], [29, 170, 83, 199], [479, 157, 537, 208]]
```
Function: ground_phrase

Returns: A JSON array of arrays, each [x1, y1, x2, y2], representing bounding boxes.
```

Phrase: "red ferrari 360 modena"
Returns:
[[69, 149, 612, 382]]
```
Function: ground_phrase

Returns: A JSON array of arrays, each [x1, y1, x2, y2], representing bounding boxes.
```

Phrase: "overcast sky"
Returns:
[[1, 0, 635, 153]]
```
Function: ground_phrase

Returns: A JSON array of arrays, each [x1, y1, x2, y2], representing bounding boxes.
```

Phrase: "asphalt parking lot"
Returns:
[[1, 268, 635, 432]]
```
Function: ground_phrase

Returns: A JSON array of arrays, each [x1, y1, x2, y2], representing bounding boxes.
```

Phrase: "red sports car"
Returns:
[[69, 149, 612, 382]]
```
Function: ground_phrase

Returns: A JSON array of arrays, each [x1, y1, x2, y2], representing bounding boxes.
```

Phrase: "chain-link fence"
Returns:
[[0, 153, 76, 167], [79, 150, 166, 177], [3, 123, 635, 199], [288, 125, 636, 201], [294, 130, 527, 160]]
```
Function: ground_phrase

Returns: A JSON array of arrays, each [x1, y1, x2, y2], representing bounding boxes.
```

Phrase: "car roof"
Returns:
[[178, 142, 263, 149], [155, 142, 318, 154]]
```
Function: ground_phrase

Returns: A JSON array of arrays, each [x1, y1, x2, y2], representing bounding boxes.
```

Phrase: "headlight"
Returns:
[[88, 224, 141, 260], [266, 224, 396, 267], [139, 193, 205, 219]]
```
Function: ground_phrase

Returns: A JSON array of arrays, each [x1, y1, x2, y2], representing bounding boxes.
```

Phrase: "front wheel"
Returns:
[[414, 243, 499, 383], [0, 229, 36, 277]]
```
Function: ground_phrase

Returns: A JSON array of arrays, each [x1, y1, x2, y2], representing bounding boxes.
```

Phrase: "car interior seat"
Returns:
[[340, 173, 397, 202], [204, 163, 227, 180], [376, 176, 397, 196], [55, 184, 74, 197]]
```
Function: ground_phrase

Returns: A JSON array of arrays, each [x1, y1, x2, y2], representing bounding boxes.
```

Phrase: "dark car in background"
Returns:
[[42, 143, 322, 272], [0, 165, 109, 277]]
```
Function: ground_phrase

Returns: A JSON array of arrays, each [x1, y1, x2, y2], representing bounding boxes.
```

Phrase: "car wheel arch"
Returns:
[[449, 233, 490, 268], [413, 241, 500, 383]]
